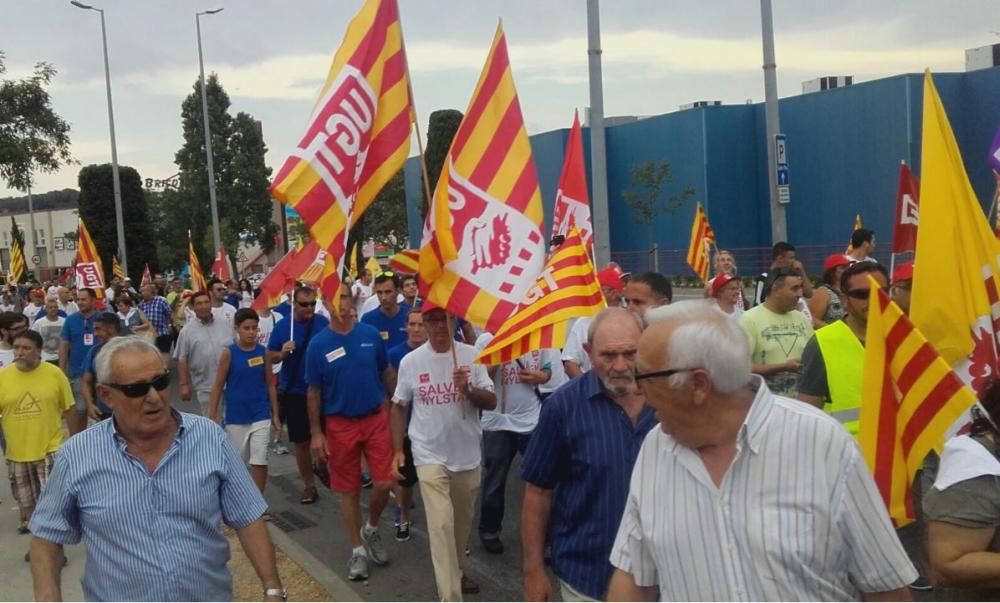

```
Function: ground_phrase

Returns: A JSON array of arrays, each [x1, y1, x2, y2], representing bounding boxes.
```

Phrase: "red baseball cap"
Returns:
[[823, 254, 852, 273], [710, 274, 739, 297], [892, 261, 914, 284], [597, 266, 624, 292]]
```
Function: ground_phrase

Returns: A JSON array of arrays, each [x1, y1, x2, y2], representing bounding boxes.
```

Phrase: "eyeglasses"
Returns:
[[297, 300, 317, 308], [845, 287, 888, 300], [633, 368, 694, 381], [104, 372, 171, 398]]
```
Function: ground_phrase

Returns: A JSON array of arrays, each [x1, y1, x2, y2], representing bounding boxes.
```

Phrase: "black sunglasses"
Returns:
[[633, 368, 694, 381], [297, 300, 317, 308], [105, 372, 171, 398]]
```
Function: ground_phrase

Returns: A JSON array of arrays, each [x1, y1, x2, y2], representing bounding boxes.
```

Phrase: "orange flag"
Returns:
[[419, 23, 546, 332], [270, 0, 413, 303]]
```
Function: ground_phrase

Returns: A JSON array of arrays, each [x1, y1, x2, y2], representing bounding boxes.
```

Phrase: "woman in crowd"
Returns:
[[115, 292, 151, 336], [238, 278, 255, 309], [808, 254, 850, 328], [703, 249, 745, 310], [924, 377, 1000, 597]]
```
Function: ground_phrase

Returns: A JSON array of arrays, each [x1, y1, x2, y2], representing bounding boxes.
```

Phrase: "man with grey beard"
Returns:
[[518, 308, 656, 602]]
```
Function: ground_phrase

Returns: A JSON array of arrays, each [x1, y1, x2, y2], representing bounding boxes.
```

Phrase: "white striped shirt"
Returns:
[[610, 376, 917, 601]]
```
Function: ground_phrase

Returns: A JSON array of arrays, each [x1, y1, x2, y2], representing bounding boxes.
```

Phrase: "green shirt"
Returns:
[[739, 304, 813, 397]]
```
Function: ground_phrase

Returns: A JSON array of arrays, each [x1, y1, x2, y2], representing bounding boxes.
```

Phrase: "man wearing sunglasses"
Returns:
[[28, 336, 285, 602], [797, 261, 890, 438]]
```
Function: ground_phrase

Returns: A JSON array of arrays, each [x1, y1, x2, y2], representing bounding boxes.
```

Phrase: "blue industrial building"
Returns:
[[405, 67, 1000, 275]]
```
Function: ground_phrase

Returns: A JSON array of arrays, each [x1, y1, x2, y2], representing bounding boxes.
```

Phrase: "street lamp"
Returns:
[[70, 1, 128, 274], [197, 8, 224, 259]]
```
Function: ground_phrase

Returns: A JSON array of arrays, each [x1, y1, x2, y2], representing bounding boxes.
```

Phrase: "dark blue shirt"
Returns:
[[273, 301, 292, 318], [266, 314, 329, 395], [361, 305, 410, 350], [387, 340, 419, 371], [520, 371, 656, 600], [60, 311, 98, 378], [83, 342, 111, 415], [305, 323, 388, 417], [225, 343, 271, 425]]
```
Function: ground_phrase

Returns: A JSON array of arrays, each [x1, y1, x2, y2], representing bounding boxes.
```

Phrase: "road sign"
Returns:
[[775, 134, 787, 167], [778, 185, 791, 204], [777, 167, 789, 186], [31, 255, 41, 265]]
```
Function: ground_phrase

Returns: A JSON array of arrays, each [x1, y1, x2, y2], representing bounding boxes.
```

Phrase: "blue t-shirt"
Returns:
[[83, 342, 111, 415], [266, 314, 329, 396], [61, 311, 98, 378], [273, 301, 292, 318], [387, 340, 419, 370], [225, 343, 272, 425], [305, 323, 387, 417], [361, 306, 410, 350]]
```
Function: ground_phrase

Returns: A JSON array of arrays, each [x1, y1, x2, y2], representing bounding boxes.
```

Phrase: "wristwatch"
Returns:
[[264, 587, 288, 600]]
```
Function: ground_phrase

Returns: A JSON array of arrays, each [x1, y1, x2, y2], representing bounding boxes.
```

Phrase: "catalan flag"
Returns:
[[419, 23, 546, 333], [911, 71, 1000, 396], [551, 110, 593, 249], [685, 202, 715, 281], [8, 216, 25, 284], [270, 0, 413, 303], [188, 231, 207, 292], [112, 255, 125, 280], [387, 249, 419, 274], [75, 218, 105, 291], [476, 229, 604, 365], [860, 276, 977, 525]]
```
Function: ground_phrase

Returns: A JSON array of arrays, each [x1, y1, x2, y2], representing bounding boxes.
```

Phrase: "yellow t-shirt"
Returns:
[[0, 362, 74, 462]]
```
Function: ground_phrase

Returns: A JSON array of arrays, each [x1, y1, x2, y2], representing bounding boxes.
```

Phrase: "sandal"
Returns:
[[300, 486, 319, 505], [18, 521, 29, 535]]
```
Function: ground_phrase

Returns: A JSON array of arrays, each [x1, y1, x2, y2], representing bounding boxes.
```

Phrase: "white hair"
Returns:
[[95, 335, 163, 384], [644, 300, 752, 393]]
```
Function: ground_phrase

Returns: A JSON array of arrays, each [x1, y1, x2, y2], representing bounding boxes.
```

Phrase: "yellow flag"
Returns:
[[365, 255, 382, 276], [348, 241, 359, 279], [911, 70, 1000, 393]]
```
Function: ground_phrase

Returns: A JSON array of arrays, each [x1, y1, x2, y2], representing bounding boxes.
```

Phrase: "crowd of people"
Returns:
[[1, 229, 999, 601]]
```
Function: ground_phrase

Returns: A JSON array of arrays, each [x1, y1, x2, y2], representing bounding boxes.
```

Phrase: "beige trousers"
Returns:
[[416, 464, 482, 602]]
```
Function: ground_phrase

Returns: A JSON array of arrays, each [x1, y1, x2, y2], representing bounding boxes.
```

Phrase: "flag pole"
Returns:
[[991, 170, 1000, 236], [445, 312, 466, 419], [397, 11, 436, 220]]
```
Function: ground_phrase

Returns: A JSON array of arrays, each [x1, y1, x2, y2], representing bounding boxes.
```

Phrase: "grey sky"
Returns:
[[2, 0, 997, 197]]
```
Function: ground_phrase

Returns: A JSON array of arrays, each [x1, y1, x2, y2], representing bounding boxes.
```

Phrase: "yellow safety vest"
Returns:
[[814, 320, 863, 438]]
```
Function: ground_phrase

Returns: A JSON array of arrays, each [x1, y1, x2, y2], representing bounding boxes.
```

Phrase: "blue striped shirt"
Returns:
[[29, 411, 267, 602], [519, 371, 655, 600]]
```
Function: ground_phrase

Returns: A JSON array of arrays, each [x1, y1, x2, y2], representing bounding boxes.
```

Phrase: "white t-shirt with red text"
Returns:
[[392, 341, 494, 472], [474, 333, 555, 434]]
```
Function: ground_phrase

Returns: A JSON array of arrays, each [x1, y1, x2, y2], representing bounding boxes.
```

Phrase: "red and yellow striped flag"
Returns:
[[112, 255, 125, 280], [387, 249, 419, 274], [188, 231, 206, 292], [685, 202, 715, 281], [476, 229, 604, 365], [74, 218, 105, 291], [860, 276, 977, 525], [419, 23, 546, 332], [8, 216, 25, 284], [270, 0, 413, 302]]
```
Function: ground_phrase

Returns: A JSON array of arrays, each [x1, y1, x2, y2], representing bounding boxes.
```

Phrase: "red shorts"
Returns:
[[325, 406, 393, 492]]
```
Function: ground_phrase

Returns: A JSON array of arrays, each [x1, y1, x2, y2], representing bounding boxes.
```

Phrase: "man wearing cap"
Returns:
[[890, 262, 914, 315], [796, 261, 889, 436], [808, 254, 851, 328], [710, 274, 743, 318], [563, 265, 624, 378], [22, 289, 45, 322]]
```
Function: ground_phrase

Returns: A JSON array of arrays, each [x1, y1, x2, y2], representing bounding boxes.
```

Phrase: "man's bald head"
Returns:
[[587, 307, 642, 347]]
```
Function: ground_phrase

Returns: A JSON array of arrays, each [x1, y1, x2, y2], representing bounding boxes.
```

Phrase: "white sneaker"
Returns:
[[361, 524, 389, 566], [348, 551, 369, 581]]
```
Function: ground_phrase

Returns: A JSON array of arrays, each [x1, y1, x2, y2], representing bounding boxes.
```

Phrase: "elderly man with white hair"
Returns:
[[28, 336, 286, 602], [606, 300, 919, 602]]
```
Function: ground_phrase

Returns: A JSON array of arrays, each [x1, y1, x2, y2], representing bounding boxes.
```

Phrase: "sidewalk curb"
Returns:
[[268, 524, 364, 602]]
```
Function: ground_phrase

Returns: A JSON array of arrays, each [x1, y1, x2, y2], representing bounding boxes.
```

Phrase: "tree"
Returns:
[[0, 52, 74, 191], [358, 170, 408, 250], [421, 109, 463, 217], [622, 160, 696, 252], [172, 75, 277, 273], [77, 164, 158, 283]]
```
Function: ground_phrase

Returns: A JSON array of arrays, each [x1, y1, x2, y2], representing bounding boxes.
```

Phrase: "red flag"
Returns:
[[212, 247, 233, 281], [141, 263, 152, 286], [891, 163, 920, 253], [551, 110, 592, 248], [251, 244, 303, 312]]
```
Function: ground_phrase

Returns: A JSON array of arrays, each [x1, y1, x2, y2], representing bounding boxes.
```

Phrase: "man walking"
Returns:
[[0, 311, 29, 368], [28, 336, 285, 602], [391, 304, 496, 600], [31, 297, 65, 363], [361, 272, 410, 350], [58, 287, 99, 435], [81, 312, 122, 422], [622, 272, 672, 320], [606, 300, 916, 600], [175, 291, 234, 417], [138, 283, 174, 363], [0, 330, 75, 538], [267, 286, 329, 504], [520, 308, 655, 602], [847, 228, 878, 263], [306, 284, 395, 581], [738, 267, 813, 397]]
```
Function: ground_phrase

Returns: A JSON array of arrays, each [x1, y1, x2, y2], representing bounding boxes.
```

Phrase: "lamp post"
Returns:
[[197, 8, 224, 258], [760, 0, 787, 243], [586, 0, 611, 267], [69, 1, 127, 274]]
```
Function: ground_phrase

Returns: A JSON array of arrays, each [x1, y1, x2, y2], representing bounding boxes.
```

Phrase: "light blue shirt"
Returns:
[[29, 411, 267, 602]]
